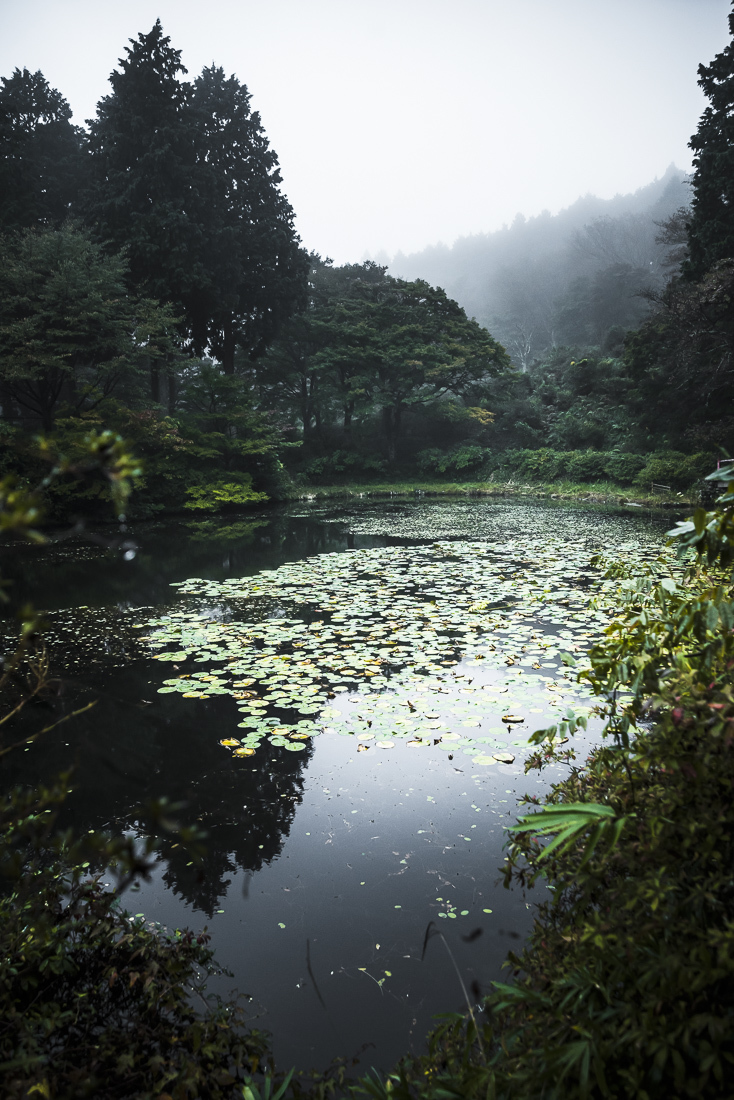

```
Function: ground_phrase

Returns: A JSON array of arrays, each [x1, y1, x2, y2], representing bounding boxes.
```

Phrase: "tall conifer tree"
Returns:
[[686, 5, 734, 279], [85, 21, 200, 310], [0, 68, 83, 230], [85, 23, 306, 376], [189, 67, 307, 372]]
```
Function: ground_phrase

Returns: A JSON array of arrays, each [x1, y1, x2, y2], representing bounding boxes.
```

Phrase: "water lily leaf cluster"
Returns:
[[137, 534, 650, 760]]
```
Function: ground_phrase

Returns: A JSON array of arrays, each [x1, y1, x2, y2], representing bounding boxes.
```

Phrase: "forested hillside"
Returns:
[[386, 165, 691, 369]]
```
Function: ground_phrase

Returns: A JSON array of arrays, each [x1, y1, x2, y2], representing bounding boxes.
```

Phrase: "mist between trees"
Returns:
[[1, 16, 733, 516], [384, 165, 690, 372]]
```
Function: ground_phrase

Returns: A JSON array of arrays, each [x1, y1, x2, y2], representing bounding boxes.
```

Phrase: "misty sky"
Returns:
[[1, 0, 730, 264]]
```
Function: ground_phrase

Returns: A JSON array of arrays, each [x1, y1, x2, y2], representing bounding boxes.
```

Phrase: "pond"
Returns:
[[1, 498, 672, 1073]]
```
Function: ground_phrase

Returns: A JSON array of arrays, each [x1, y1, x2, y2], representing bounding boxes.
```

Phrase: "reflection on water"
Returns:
[[0, 511, 392, 613], [1, 499, 673, 1071]]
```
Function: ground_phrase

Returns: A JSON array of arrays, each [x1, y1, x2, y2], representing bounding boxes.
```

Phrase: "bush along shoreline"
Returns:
[[342, 471, 734, 1100], [0, 418, 717, 521]]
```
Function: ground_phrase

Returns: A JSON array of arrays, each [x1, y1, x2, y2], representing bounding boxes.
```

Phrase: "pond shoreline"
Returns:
[[286, 478, 692, 511]]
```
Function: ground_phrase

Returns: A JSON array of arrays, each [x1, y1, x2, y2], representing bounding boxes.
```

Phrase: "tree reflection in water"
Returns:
[[154, 744, 312, 918], [0, 658, 312, 920]]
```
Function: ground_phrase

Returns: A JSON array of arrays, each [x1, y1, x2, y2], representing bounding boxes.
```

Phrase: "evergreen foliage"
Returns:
[[188, 66, 308, 371], [84, 21, 201, 314], [0, 68, 84, 231], [258, 259, 510, 466], [0, 225, 177, 431], [85, 22, 307, 373], [623, 258, 734, 448], [686, 4, 734, 279]]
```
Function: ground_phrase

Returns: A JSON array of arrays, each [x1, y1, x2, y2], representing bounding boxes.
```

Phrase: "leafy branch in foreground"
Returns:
[[508, 801, 632, 870]]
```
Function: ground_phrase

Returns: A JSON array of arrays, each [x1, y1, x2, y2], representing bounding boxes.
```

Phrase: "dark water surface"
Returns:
[[1, 499, 673, 1072]]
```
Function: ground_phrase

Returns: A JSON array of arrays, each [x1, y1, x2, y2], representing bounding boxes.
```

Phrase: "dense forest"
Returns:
[[0, 17, 733, 518]]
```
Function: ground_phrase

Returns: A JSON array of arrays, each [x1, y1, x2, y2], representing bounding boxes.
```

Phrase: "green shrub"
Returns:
[[563, 450, 608, 482], [602, 451, 646, 484], [0, 780, 271, 1100], [416, 445, 487, 476], [502, 448, 566, 480], [303, 449, 388, 481], [184, 473, 269, 512], [501, 449, 613, 483], [634, 450, 717, 491], [496, 448, 715, 490]]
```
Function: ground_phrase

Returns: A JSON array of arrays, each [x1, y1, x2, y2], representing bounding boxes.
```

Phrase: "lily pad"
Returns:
[[493, 752, 516, 764]]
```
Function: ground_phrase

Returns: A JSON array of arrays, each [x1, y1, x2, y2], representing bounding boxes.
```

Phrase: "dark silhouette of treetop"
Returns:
[[85, 20, 201, 309], [84, 22, 306, 371], [0, 67, 83, 229], [188, 65, 307, 371], [686, 4, 734, 279]]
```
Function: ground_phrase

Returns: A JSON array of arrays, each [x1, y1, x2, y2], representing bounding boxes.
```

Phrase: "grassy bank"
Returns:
[[288, 477, 694, 510]]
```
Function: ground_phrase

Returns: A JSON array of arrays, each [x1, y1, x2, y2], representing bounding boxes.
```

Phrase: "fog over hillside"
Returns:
[[376, 165, 690, 369]]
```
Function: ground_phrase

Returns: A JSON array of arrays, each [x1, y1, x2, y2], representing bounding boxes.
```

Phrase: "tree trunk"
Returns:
[[0, 381, 18, 423], [222, 315, 236, 376], [383, 406, 395, 464], [382, 403, 402, 464], [166, 366, 177, 415], [150, 364, 161, 404], [300, 377, 312, 440]]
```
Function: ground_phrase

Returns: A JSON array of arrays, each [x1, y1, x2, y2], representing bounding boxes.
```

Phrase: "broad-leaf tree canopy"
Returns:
[[258, 259, 510, 463]]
